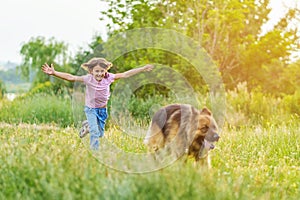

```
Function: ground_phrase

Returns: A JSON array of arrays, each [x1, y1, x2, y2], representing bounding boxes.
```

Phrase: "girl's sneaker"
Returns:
[[79, 120, 89, 138]]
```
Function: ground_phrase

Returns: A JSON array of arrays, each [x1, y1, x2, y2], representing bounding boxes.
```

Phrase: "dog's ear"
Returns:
[[200, 107, 211, 116], [198, 116, 210, 134]]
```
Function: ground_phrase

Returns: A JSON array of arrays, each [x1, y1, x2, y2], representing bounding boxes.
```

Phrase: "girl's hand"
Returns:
[[143, 64, 154, 72], [42, 63, 55, 75]]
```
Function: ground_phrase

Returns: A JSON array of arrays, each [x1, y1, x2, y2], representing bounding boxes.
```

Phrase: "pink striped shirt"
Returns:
[[82, 73, 115, 108]]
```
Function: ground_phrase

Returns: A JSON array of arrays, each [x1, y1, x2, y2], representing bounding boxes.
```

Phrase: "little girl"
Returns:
[[42, 57, 153, 150]]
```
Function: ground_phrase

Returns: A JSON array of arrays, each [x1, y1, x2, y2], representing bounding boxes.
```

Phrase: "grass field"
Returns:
[[0, 119, 299, 200]]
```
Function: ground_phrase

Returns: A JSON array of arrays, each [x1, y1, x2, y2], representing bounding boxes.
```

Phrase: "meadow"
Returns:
[[0, 85, 299, 200]]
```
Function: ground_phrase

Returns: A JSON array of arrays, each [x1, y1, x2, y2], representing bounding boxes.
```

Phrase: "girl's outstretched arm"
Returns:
[[42, 63, 83, 82], [115, 64, 154, 80]]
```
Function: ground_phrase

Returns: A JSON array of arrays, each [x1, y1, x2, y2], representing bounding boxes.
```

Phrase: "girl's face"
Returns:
[[91, 65, 107, 81]]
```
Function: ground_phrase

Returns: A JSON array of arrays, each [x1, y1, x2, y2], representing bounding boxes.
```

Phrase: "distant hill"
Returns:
[[0, 61, 31, 93], [0, 61, 18, 71], [0, 68, 27, 84]]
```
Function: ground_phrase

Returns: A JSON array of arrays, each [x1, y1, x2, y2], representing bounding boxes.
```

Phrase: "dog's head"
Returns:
[[198, 107, 220, 150]]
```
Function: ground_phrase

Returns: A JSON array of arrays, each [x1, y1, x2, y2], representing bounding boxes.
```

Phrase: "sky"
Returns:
[[0, 0, 107, 64], [0, 0, 299, 64]]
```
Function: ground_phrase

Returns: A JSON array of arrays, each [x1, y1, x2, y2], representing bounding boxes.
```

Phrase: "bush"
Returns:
[[0, 93, 73, 127], [1, 81, 299, 128], [281, 90, 300, 115], [226, 82, 299, 127]]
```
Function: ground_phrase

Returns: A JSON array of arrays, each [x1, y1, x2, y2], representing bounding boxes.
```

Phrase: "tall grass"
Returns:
[[1, 82, 299, 129], [0, 93, 73, 127], [225, 82, 300, 127], [0, 83, 300, 199], [0, 82, 300, 127], [0, 118, 299, 199]]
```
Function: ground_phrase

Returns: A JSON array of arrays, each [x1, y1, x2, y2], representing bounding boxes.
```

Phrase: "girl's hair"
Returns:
[[81, 57, 113, 72]]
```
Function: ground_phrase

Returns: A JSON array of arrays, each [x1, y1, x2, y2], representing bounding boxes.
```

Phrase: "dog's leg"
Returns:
[[195, 155, 211, 169], [207, 154, 212, 169]]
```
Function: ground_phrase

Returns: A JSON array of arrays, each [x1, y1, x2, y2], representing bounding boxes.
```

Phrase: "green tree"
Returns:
[[0, 80, 6, 99], [281, 59, 300, 94], [100, 0, 300, 92], [18, 36, 69, 87]]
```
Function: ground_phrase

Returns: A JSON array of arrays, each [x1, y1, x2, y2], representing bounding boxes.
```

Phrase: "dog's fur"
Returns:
[[144, 104, 219, 167]]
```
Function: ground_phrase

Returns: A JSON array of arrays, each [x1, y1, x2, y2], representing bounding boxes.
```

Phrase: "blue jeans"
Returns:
[[84, 106, 108, 150]]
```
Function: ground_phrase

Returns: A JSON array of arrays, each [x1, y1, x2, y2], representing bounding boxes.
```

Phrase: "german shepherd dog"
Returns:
[[144, 104, 220, 167]]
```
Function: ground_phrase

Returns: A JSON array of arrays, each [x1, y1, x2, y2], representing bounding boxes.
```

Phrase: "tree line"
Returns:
[[14, 0, 300, 97]]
